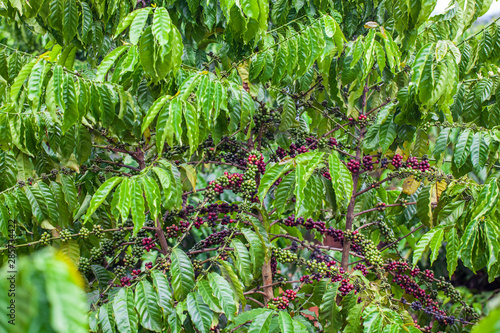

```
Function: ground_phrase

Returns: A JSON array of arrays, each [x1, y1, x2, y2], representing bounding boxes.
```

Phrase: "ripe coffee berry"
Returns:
[[328, 137, 338, 147], [362, 156, 374, 171], [347, 159, 361, 173], [145, 262, 153, 270], [354, 263, 369, 276], [141, 237, 156, 251], [406, 156, 420, 170], [392, 154, 403, 169]]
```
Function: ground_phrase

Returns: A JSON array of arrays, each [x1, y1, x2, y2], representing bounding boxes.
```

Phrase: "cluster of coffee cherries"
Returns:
[[78, 257, 91, 274], [322, 170, 331, 180], [272, 248, 298, 263], [205, 172, 244, 200], [247, 152, 266, 174], [59, 229, 72, 242], [282, 215, 327, 234], [391, 154, 403, 169], [436, 277, 462, 303], [362, 156, 374, 171], [267, 289, 297, 310], [339, 278, 356, 296], [344, 230, 384, 267], [353, 263, 369, 276], [347, 159, 361, 174], [79, 227, 90, 238], [377, 220, 398, 250], [40, 231, 51, 245], [191, 228, 237, 251], [141, 237, 156, 251], [165, 224, 180, 238], [357, 114, 368, 127]]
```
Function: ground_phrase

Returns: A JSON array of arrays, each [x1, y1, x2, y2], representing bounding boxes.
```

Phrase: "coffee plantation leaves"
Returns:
[[171, 248, 195, 301]]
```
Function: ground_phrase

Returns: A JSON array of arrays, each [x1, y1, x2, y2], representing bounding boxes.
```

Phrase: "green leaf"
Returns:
[[113, 288, 138, 333], [134, 280, 162, 332], [99, 303, 116, 333], [196, 279, 221, 312], [114, 10, 140, 37], [63, 0, 78, 45], [248, 310, 273, 333], [278, 311, 294, 333], [471, 307, 500, 333], [151, 270, 173, 314], [152, 7, 172, 45], [416, 185, 433, 228], [184, 102, 199, 156], [10, 58, 36, 102], [412, 228, 441, 266], [96, 45, 130, 81], [230, 239, 253, 285], [84, 177, 122, 223], [328, 152, 353, 207], [453, 129, 473, 168], [220, 260, 246, 308], [186, 293, 213, 333], [37, 182, 61, 224], [484, 220, 500, 281], [378, 121, 397, 153], [60, 174, 78, 213], [433, 127, 450, 157], [27, 59, 45, 102], [62, 75, 78, 133], [279, 95, 296, 132], [294, 152, 325, 216], [446, 227, 460, 278], [208, 272, 237, 321], [116, 178, 131, 223], [171, 248, 195, 301], [273, 171, 295, 216], [130, 8, 152, 45], [142, 95, 170, 133], [323, 15, 337, 38], [0, 203, 10, 237], [130, 179, 145, 235], [319, 283, 342, 333], [141, 176, 161, 223], [257, 161, 292, 202], [429, 227, 445, 265]]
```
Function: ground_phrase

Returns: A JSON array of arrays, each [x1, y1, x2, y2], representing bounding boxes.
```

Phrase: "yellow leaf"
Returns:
[[403, 176, 421, 195], [435, 180, 447, 201], [364, 21, 379, 28]]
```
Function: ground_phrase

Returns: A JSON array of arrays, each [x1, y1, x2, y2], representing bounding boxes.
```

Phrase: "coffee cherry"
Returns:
[[114, 265, 126, 278], [79, 227, 90, 239], [392, 154, 403, 169], [78, 257, 91, 274], [362, 156, 374, 171], [60, 229, 72, 242], [347, 159, 361, 173], [40, 231, 51, 245], [93, 224, 104, 238], [90, 247, 104, 262]]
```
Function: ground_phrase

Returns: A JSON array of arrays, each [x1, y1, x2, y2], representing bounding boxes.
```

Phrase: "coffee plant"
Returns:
[[0, 0, 500, 332]]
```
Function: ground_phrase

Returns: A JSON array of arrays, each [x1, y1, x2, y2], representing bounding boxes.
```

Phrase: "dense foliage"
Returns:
[[1, 0, 500, 332]]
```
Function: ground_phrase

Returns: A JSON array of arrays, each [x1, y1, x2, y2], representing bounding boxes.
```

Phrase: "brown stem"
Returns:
[[155, 218, 169, 255], [341, 83, 370, 270]]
